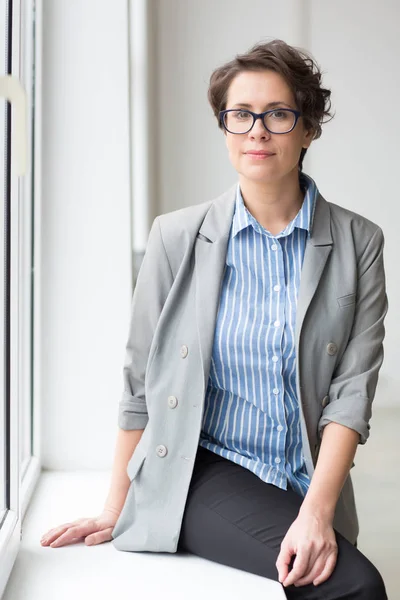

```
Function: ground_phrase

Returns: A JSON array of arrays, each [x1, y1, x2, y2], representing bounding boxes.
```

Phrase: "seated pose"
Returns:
[[41, 38, 389, 600]]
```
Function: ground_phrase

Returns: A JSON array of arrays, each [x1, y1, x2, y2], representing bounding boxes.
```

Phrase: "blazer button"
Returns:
[[180, 345, 188, 358], [326, 342, 337, 356], [168, 395, 178, 408], [321, 395, 330, 407], [156, 444, 168, 458]]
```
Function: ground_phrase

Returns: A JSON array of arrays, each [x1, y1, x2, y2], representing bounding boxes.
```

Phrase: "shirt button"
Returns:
[[274, 320, 280, 327], [180, 345, 188, 358], [272, 356, 278, 362], [271, 244, 278, 251], [273, 285, 280, 291], [275, 457, 281, 464], [277, 425, 283, 431], [273, 388, 279, 394]]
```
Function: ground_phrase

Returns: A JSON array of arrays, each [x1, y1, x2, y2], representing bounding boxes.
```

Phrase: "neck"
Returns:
[[238, 169, 305, 235]]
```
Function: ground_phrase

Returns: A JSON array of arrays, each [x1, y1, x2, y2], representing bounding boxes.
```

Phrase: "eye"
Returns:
[[235, 110, 251, 119], [270, 110, 289, 119]]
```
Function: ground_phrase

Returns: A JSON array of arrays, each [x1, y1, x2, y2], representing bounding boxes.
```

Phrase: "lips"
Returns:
[[245, 151, 275, 156]]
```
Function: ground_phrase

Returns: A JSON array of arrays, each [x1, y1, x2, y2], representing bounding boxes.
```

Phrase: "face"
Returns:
[[223, 70, 314, 185]]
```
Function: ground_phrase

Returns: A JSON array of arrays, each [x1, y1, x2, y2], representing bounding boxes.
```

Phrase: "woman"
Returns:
[[40, 39, 388, 599]]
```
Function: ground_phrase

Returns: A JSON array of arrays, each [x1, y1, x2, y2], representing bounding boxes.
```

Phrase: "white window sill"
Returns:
[[3, 470, 285, 599]]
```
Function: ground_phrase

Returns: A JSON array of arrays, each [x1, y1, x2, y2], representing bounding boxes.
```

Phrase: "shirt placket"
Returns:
[[268, 233, 287, 479]]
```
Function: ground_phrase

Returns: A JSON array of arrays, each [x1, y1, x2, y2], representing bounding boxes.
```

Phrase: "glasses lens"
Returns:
[[224, 110, 253, 133], [264, 109, 295, 133], [223, 109, 296, 133]]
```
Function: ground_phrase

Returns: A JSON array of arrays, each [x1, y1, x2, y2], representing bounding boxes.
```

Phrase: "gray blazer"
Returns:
[[111, 181, 388, 552]]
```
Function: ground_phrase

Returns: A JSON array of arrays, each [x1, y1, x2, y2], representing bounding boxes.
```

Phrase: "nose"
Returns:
[[249, 116, 271, 139]]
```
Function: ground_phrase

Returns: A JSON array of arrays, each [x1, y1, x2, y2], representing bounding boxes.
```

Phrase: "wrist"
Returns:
[[103, 505, 121, 517], [299, 498, 335, 523]]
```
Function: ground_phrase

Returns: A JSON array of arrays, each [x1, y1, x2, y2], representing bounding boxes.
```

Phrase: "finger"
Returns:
[[50, 534, 83, 548], [313, 553, 338, 586], [295, 546, 337, 587], [49, 520, 98, 547], [275, 546, 293, 583], [41, 518, 89, 543], [41, 523, 75, 539], [293, 558, 326, 587], [41, 524, 78, 545], [49, 523, 95, 547], [282, 550, 312, 587], [85, 527, 114, 546]]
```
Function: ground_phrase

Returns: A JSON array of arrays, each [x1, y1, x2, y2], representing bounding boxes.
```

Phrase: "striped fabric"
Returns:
[[198, 171, 319, 497]]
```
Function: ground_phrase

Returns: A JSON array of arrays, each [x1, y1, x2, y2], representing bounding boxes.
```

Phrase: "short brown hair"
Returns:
[[207, 38, 334, 171]]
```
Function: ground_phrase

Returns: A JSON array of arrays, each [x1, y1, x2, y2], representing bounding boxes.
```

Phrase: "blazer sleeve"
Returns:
[[318, 226, 389, 445], [118, 216, 174, 430]]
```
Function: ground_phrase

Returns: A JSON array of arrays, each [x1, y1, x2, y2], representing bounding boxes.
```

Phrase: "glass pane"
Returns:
[[19, 0, 36, 480], [0, 0, 10, 524]]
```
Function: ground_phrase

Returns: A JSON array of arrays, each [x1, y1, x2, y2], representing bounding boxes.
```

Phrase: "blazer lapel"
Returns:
[[195, 183, 237, 394], [194, 181, 333, 397], [295, 193, 333, 349]]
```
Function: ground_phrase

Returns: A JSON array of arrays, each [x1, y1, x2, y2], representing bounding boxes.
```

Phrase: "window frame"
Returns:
[[0, 0, 42, 595]]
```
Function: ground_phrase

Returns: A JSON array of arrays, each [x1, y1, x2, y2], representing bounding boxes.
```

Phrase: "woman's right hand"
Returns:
[[40, 508, 120, 548]]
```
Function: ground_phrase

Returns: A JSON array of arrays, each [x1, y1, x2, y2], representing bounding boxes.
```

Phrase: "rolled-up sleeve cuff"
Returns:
[[118, 392, 149, 430], [317, 395, 371, 445]]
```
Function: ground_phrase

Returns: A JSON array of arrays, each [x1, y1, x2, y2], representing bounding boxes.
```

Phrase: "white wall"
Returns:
[[41, 1, 132, 469], [309, 0, 399, 405], [41, 0, 398, 471]]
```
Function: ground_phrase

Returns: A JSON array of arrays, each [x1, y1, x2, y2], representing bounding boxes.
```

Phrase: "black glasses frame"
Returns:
[[219, 108, 302, 135]]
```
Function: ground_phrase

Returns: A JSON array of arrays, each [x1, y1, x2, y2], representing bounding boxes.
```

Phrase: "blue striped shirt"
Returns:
[[198, 172, 318, 497]]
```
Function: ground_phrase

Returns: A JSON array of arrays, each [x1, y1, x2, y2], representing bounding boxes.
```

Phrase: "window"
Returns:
[[0, 0, 39, 594]]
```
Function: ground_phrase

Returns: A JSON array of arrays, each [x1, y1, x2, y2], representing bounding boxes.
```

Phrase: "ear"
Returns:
[[302, 127, 314, 149]]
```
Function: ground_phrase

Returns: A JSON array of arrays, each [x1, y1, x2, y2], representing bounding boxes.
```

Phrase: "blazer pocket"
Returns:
[[196, 232, 212, 243], [127, 440, 147, 481], [337, 293, 357, 308]]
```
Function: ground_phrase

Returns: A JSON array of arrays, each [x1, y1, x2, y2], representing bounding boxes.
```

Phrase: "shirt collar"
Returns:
[[231, 172, 318, 240]]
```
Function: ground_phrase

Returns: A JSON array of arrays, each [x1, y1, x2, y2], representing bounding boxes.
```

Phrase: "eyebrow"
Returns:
[[231, 101, 293, 110]]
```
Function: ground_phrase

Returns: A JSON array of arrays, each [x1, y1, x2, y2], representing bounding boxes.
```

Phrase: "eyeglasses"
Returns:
[[219, 108, 302, 135]]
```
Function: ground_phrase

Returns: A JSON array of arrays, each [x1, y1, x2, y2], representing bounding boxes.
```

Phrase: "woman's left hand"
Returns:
[[275, 509, 338, 588]]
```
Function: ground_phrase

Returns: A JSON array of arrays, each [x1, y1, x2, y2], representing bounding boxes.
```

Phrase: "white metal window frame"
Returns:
[[19, 0, 42, 521], [0, 0, 42, 596], [0, 0, 8, 544]]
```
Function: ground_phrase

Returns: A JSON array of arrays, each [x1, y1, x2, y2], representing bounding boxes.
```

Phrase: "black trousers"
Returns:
[[177, 445, 388, 600]]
